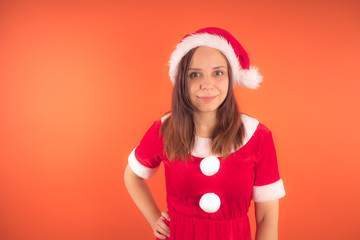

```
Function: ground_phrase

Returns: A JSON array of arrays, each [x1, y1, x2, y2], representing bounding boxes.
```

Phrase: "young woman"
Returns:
[[124, 27, 286, 240]]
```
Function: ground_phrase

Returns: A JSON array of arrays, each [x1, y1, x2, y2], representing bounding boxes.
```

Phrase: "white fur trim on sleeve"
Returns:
[[252, 179, 286, 202], [128, 148, 159, 179]]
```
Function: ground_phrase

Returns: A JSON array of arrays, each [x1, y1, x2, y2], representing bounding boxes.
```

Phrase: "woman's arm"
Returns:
[[254, 199, 279, 240], [124, 164, 170, 239]]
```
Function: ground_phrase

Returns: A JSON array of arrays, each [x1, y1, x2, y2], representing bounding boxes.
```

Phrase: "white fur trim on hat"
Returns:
[[168, 33, 262, 89]]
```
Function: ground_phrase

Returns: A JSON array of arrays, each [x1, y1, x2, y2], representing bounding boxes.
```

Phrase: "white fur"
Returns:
[[240, 113, 259, 147], [239, 66, 263, 89], [168, 33, 262, 89], [199, 193, 221, 213], [191, 136, 212, 158], [200, 156, 220, 176], [128, 148, 159, 179], [161, 113, 171, 123], [252, 179, 286, 202], [191, 113, 259, 158]]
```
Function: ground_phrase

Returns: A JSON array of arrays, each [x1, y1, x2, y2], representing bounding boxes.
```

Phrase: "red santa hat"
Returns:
[[168, 27, 263, 89]]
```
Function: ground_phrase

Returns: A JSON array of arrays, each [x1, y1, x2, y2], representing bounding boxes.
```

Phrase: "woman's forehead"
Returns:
[[189, 46, 228, 68]]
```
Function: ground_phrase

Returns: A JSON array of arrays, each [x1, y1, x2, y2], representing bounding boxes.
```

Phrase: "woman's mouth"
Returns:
[[198, 96, 217, 102]]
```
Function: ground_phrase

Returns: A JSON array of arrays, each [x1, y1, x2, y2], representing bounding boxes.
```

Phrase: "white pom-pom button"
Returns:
[[200, 156, 220, 176], [199, 193, 221, 213]]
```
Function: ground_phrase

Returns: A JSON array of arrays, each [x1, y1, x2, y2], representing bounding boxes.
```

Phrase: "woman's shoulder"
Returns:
[[142, 113, 171, 136], [240, 113, 273, 147], [160, 112, 171, 123], [150, 112, 272, 143], [241, 113, 271, 133]]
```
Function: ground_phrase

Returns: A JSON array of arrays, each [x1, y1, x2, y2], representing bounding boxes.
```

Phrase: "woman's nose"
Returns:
[[200, 74, 213, 90]]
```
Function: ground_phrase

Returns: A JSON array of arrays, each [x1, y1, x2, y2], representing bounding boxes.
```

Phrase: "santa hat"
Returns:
[[168, 27, 263, 89]]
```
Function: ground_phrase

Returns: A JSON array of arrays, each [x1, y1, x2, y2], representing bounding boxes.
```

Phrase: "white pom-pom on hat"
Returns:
[[168, 27, 263, 89], [239, 66, 263, 89]]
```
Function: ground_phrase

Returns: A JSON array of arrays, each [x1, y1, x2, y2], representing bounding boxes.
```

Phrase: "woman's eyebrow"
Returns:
[[213, 66, 226, 69], [188, 66, 226, 71]]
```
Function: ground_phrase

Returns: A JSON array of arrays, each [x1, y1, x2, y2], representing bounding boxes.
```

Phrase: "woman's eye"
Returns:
[[215, 71, 223, 76], [190, 72, 200, 78]]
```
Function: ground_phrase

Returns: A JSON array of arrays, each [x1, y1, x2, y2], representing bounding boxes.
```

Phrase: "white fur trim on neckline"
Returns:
[[191, 113, 259, 158], [240, 114, 259, 148], [161, 113, 171, 123]]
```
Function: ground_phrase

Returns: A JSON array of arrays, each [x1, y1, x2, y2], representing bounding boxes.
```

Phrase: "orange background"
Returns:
[[1, 0, 359, 239]]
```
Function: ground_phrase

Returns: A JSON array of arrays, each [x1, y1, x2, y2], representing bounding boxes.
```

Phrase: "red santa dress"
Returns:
[[128, 113, 286, 240]]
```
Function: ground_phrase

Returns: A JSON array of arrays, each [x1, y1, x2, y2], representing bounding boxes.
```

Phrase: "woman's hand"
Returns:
[[152, 211, 170, 239]]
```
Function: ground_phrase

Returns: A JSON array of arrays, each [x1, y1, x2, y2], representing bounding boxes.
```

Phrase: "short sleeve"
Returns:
[[128, 120, 164, 179], [252, 126, 286, 202]]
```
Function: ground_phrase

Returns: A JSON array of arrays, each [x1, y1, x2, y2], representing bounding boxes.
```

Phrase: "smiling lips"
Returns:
[[198, 95, 217, 102]]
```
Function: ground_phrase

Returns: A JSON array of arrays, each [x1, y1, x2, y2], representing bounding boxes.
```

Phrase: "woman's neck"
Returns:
[[193, 111, 217, 138]]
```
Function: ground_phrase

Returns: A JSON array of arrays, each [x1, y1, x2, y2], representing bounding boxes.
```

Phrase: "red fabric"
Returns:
[[134, 119, 281, 240], [134, 121, 163, 169]]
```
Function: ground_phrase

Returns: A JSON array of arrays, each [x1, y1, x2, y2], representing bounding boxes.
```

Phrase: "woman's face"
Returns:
[[186, 46, 229, 114]]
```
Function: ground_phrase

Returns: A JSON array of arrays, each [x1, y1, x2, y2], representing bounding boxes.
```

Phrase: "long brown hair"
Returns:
[[160, 47, 245, 161]]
